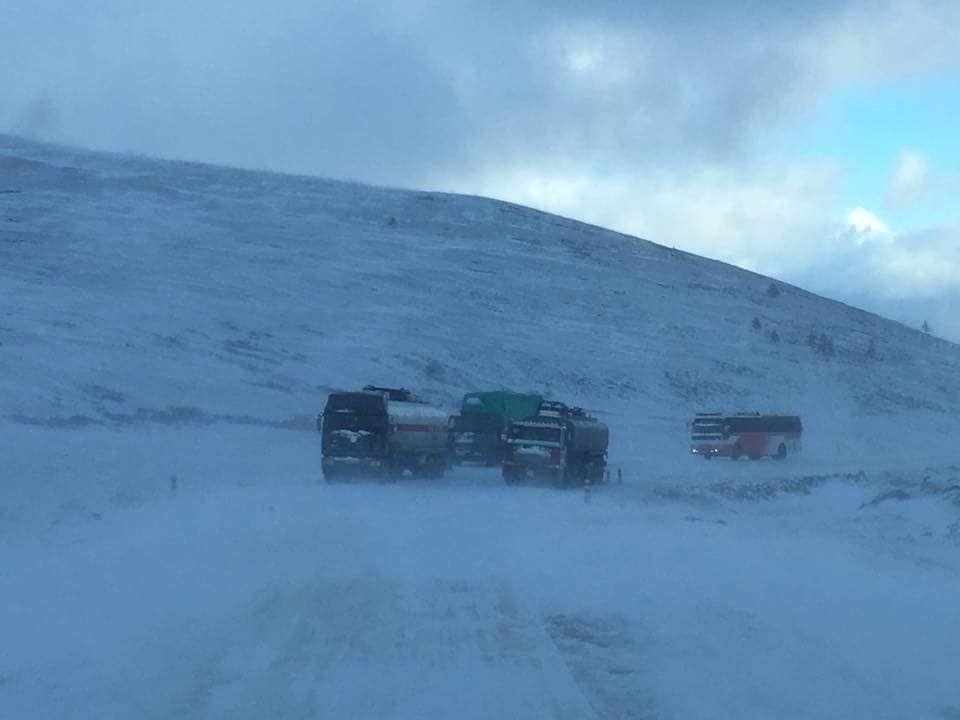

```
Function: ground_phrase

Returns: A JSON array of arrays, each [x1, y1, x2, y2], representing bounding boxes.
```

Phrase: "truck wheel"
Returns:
[[428, 457, 446, 479], [322, 466, 341, 483]]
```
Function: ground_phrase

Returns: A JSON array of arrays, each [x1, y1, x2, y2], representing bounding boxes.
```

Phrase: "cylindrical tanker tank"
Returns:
[[387, 399, 451, 454], [563, 417, 609, 456]]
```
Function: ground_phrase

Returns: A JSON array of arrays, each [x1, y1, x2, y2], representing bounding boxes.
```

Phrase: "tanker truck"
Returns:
[[319, 385, 450, 481], [502, 401, 609, 486]]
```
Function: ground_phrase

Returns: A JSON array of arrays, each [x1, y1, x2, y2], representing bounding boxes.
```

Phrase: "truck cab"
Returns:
[[320, 391, 390, 479], [502, 418, 567, 483], [503, 400, 609, 486]]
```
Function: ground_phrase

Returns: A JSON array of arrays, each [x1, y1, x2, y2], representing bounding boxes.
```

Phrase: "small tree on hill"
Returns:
[[922, 320, 931, 333], [752, 317, 762, 331], [818, 333, 834, 356]]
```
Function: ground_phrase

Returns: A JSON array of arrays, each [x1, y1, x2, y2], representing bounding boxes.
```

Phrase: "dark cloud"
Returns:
[[390, 1, 836, 173], [0, 0, 858, 185]]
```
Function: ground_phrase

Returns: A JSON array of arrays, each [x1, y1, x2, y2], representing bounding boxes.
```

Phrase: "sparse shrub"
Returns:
[[752, 317, 762, 331], [867, 337, 878, 359], [766, 282, 781, 298], [922, 319, 931, 333], [769, 329, 780, 343], [807, 330, 834, 356], [386, 216, 397, 227], [423, 358, 445, 380], [818, 333, 834, 355]]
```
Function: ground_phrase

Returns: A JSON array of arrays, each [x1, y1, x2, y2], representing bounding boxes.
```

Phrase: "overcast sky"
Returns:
[[3, 0, 959, 340]]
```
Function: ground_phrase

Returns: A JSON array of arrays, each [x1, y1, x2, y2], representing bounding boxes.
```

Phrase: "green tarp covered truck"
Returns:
[[449, 391, 543, 465]]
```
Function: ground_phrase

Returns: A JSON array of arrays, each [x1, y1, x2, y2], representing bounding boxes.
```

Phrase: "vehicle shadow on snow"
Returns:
[[321, 464, 601, 491]]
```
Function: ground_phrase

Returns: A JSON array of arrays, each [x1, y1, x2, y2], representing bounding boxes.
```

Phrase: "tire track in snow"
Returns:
[[182, 578, 601, 720]]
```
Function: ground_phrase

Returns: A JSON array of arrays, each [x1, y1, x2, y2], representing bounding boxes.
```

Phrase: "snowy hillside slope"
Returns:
[[2, 133, 959, 468], [3, 135, 960, 720]]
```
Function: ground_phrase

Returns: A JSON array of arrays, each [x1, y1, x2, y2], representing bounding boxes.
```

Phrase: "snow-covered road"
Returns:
[[3, 425, 958, 719]]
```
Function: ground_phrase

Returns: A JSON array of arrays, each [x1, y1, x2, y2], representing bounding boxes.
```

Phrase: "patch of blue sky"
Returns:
[[762, 75, 960, 231]]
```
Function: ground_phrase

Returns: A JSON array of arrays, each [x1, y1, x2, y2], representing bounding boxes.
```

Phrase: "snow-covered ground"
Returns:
[[2, 135, 960, 718]]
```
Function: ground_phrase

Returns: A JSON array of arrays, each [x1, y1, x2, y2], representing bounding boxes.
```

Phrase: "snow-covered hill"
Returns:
[[2, 135, 959, 719], [3, 134, 959, 459]]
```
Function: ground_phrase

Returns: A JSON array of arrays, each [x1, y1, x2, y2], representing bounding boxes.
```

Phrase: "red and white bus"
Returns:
[[690, 412, 802, 460]]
